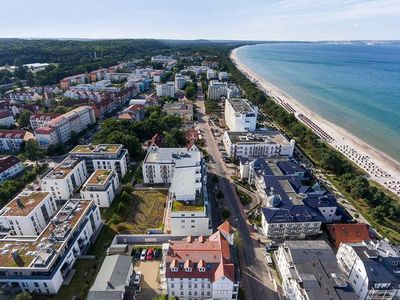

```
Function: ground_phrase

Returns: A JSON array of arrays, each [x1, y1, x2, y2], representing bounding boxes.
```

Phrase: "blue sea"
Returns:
[[236, 43, 400, 162]]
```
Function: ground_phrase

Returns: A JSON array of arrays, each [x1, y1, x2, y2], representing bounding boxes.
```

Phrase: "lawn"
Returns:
[[109, 189, 167, 234]]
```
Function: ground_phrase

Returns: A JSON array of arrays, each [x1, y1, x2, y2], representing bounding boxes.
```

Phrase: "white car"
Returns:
[[265, 253, 273, 265], [140, 249, 147, 261], [133, 271, 142, 285]]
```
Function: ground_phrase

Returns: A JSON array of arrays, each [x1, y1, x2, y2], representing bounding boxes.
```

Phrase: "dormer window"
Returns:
[[185, 267, 192, 272], [198, 267, 205, 272], [171, 267, 178, 272]]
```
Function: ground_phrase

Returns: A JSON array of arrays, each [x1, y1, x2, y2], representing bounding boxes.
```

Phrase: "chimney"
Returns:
[[199, 236, 205, 243], [186, 235, 193, 243]]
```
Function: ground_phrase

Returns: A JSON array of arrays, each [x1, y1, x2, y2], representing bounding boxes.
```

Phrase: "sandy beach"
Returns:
[[230, 47, 400, 195]]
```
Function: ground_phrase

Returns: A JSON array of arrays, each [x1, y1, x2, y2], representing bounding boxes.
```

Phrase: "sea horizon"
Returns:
[[235, 43, 400, 162]]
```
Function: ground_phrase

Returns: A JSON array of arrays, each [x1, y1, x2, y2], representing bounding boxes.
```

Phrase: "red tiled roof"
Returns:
[[213, 259, 235, 282], [0, 156, 21, 173], [30, 112, 61, 120], [34, 126, 54, 134], [0, 110, 12, 119], [327, 223, 371, 248], [0, 130, 28, 139], [218, 221, 234, 235], [118, 112, 136, 120]]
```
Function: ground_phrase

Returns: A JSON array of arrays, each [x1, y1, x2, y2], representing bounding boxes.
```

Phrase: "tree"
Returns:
[[370, 206, 386, 223], [15, 291, 32, 300], [25, 140, 45, 162], [221, 208, 230, 220], [117, 202, 127, 213], [185, 83, 197, 99], [18, 111, 32, 128]]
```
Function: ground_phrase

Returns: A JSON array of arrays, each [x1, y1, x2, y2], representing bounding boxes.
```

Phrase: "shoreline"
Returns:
[[230, 47, 400, 195]]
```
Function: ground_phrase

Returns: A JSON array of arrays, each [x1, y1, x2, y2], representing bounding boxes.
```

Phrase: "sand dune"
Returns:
[[230, 47, 400, 195]]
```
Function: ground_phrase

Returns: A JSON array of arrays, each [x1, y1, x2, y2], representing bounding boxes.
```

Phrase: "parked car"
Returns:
[[266, 241, 279, 251], [265, 253, 273, 265], [140, 249, 147, 260], [134, 249, 141, 260], [154, 249, 161, 260], [133, 271, 142, 285], [146, 248, 154, 260]]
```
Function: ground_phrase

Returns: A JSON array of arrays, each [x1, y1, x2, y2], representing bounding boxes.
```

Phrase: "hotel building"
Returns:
[[69, 144, 129, 178], [207, 80, 227, 100], [223, 130, 295, 159], [0, 192, 57, 237], [161, 222, 239, 300], [277, 240, 357, 300], [80, 169, 120, 207], [41, 157, 88, 200], [224, 98, 258, 131], [337, 241, 400, 300], [143, 144, 212, 236], [0, 199, 102, 294]]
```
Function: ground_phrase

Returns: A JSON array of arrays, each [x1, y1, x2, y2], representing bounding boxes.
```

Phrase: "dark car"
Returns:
[[154, 249, 161, 260], [133, 249, 142, 260], [266, 241, 279, 251]]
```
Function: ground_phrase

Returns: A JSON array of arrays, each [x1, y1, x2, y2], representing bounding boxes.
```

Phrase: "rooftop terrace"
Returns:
[[171, 200, 205, 212], [71, 144, 122, 155], [85, 169, 113, 186], [227, 98, 255, 114], [1, 192, 50, 217], [227, 130, 290, 145], [0, 199, 92, 269], [45, 157, 81, 179]]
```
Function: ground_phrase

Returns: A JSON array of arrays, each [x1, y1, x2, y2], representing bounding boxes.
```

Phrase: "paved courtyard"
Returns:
[[133, 260, 162, 299]]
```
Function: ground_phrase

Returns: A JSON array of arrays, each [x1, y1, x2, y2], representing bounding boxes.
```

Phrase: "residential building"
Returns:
[[0, 130, 34, 152], [227, 84, 241, 99], [175, 74, 187, 90], [327, 223, 371, 248], [0, 156, 24, 182], [41, 156, 88, 200], [337, 241, 400, 300], [151, 55, 176, 63], [143, 133, 163, 150], [223, 130, 295, 159], [161, 223, 239, 300], [87, 255, 133, 300], [277, 240, 357, 300], [0, 110, 15, 127], [34, 106, 96, 148], [224, 98, 258, 131], [218, 71, 229, 81], [163, 102, 194, 123], [187, 66, 209, 76], [207, 80, 227, 100], [118, 104, 145, 122], [80, 169, 120, 207], [143, 144, 212, 236], [0, 199, 102, 294], [60, 73, 87, 89], [0, 191, 57, 236], [153, 71, 163, 83], [156, 82, 176, 98], [88, 68, 108, 81], [69, 144, 129, 178], [244, 159, 350, 239], [206, 69, 218, 80], [29, 113, 61, 130], [202, 61, 219, 69], [23, 63, 50, 72]]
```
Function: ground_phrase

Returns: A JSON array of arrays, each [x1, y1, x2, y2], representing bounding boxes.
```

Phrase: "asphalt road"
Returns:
[[195, 101, 280, 300]]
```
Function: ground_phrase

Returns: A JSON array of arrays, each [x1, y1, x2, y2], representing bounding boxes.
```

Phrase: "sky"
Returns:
[[1, 0, 400, 40]]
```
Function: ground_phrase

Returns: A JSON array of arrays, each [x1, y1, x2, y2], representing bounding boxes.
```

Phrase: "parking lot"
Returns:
[[133, 260, 162, 299]]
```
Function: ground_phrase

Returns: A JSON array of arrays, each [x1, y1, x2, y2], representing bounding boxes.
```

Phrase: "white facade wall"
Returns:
[[0, 193, 57, 236], [175, 75, 186, 90], [41, 160, 88, 200], [208, 81, 227, 100], [80, 172, 120, 207], [0, 161, 24, 181], [156, 83, 175, 97], [167, 277, 212, 299], [169, 210, 212, 237], [0, 115, 15, 127], [224, 99, 258, 131], [206, 69, 218, 80], [92, 157, 128, 178]]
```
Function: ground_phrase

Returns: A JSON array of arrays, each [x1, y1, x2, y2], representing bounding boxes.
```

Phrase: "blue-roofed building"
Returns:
[[243, 158, 350, 239]]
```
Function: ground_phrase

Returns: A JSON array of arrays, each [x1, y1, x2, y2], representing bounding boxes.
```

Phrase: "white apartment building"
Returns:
[[69, 144, 129, 178], [156, 82, 176, 98], [206, 69, 218, 80], [41, 157, 88, 200], [207, 80, 227, 100], [225, 98, 258, 131], [337, 241, 400, 300], [175, 74, 187, 90], [0, 111, 15, 127], [161, 223, 239, 300], [143, 144, 212, 236], [218, 71, 229, 81], [0, 191, 57, 236], [80, 169, 120, 207], [0, 156, 24, 182], [223, 131, 295, 159], [277, 241, 357, 300], [227, 84, 241, 99], [0, 199, 102, 295], [35, 106, 96, 149]]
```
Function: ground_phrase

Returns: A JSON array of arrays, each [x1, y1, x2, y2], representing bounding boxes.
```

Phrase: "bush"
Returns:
[[221, 208, 230, 220]]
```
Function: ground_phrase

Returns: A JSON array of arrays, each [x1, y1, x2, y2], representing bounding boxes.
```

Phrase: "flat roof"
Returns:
[[44, 157, 81, 179], [227, 98, 255, 114], [145, 147, 201, 166], [1, 191, 50, 217], [86, 169, 113, 186], [170, 166, 202, 199], [0, 199, 92, 268], [70, 144, 122, 154], [227, 130, 290, 145]]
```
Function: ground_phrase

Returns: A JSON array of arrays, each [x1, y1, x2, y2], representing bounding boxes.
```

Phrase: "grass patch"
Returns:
[[108, 189, 167, 234], [236, 187, 252, 206], [172, 200, 204, 212]]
